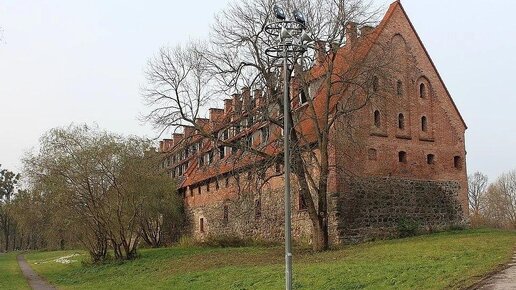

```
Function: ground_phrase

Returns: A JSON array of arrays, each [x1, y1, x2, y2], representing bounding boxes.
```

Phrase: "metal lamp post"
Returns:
[[265, 5, 311, 290]]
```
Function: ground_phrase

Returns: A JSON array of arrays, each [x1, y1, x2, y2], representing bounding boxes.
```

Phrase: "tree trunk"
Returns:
[[312, 214, 329, 251]]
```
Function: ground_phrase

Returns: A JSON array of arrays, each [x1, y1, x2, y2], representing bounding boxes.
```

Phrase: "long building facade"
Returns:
[[159, 1, 468, 245]]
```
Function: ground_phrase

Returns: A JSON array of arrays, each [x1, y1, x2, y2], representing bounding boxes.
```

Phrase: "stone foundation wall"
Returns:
[[185, 187, 316, 245], [337, 177, 465, 243]]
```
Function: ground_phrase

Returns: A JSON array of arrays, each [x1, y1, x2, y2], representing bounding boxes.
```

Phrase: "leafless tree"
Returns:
[[467, 171, 488, 224], [481, 170, 516, 229], [143, 0, 394, 251]]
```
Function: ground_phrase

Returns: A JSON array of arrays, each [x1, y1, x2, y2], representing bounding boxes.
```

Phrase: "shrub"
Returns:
[[397, 218, 420, 238]]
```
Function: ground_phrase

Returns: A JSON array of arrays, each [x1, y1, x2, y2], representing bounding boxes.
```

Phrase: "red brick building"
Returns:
[[159, 1, 468, 245]]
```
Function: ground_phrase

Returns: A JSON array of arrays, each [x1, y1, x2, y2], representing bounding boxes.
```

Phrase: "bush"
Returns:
[[202, 235, 254, 248], [397, 218, 420, 238]]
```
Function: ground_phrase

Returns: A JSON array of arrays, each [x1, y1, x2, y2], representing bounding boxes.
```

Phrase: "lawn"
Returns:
[[0, 252, 30, 290], [22, 228, 516, 289]]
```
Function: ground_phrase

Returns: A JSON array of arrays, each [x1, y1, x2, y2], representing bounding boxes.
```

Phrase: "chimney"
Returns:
[[224, 99, 233, 114], [345, 22, 358, 46], [159, 141, 164, 152], [195, 118, 209, 130], [209, 108, 224, 123], [360, 25, 375, 37], [183, 125, 195, 137], [172, 134, 183, 147], [241, 87, 251, 111], [253, 89, 262, 106], [232, 93, 242, 114]]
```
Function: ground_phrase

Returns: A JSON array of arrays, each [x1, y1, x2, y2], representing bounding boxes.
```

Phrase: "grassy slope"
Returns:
[[24, 229, 516, 290], [0, 252, 30, 290]]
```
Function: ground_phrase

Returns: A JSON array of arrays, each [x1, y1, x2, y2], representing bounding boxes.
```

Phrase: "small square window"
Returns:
[[398, 151, 407, 163]]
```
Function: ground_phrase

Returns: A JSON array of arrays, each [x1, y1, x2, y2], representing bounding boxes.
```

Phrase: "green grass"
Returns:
[[22, 228, 516, 289], [0, 252, 30, 290]]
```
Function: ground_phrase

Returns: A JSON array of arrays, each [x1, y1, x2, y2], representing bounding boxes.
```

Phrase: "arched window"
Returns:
[[398, 151, 407, 163], [454, 156, 462, 169], [419, 83, 426, 98], [374, 110, 381, 127], [398, 113, 405, 130], [427, 154, 435, 165], [421, 116, 428, 132], [397, 80, 403, 96]]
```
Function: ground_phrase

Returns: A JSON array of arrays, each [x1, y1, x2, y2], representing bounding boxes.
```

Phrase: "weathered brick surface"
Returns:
[[170, 1, 469, 246]]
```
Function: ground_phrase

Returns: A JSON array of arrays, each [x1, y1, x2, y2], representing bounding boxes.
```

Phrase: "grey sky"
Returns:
[[0, 0, 514, 182]]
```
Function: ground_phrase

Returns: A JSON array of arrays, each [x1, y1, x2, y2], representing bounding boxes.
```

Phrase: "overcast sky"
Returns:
[[1, 0, 515, 182]]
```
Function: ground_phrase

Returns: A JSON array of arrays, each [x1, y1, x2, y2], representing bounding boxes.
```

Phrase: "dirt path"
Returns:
[[473, 253, 516, 290], [17, 255, 56, 290]]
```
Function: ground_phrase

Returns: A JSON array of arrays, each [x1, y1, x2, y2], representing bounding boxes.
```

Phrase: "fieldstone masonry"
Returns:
[[338, 177, 464, 243]]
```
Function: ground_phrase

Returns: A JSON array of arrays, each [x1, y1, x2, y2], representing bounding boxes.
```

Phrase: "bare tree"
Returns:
[[467, 171, 488, 224], [143, 0, 393, 251], [481, 170, 516, 229]]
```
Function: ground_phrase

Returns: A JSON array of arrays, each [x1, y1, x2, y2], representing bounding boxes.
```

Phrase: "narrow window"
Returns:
[[206, 182, 210, 192], [368, 148, 377, 160], [215, 180, 219, 190], [225, 177, 229, 187], [199, 218, 204, 233], [275, 163, 282, 173], [223, 205, 229, 225], [299, 193, 307, 210], [372, 76, 379, 92], [208, 151, 214, 164], [254, 199, 262, 219], [245, 135, 252, 148], [419, 83, 426, 98], [427, 154, 435, 165], [397, 80, 403, 96], [398, 151, 407, 163], [421, 116, 428, 132], [198, 186, 201, 195], [190, 187, 194, 197], [261, 126, 269, 144], [454, 156, 462, 169], [398, 113, 405, 130], [299, 90, 307, 104], [374, 110, 381, 128], [218, 146, 225, 160]]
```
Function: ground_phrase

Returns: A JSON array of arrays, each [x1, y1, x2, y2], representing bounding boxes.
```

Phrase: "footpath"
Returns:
[[17, 255, 56, 290], [473, 252, 516, 290]]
